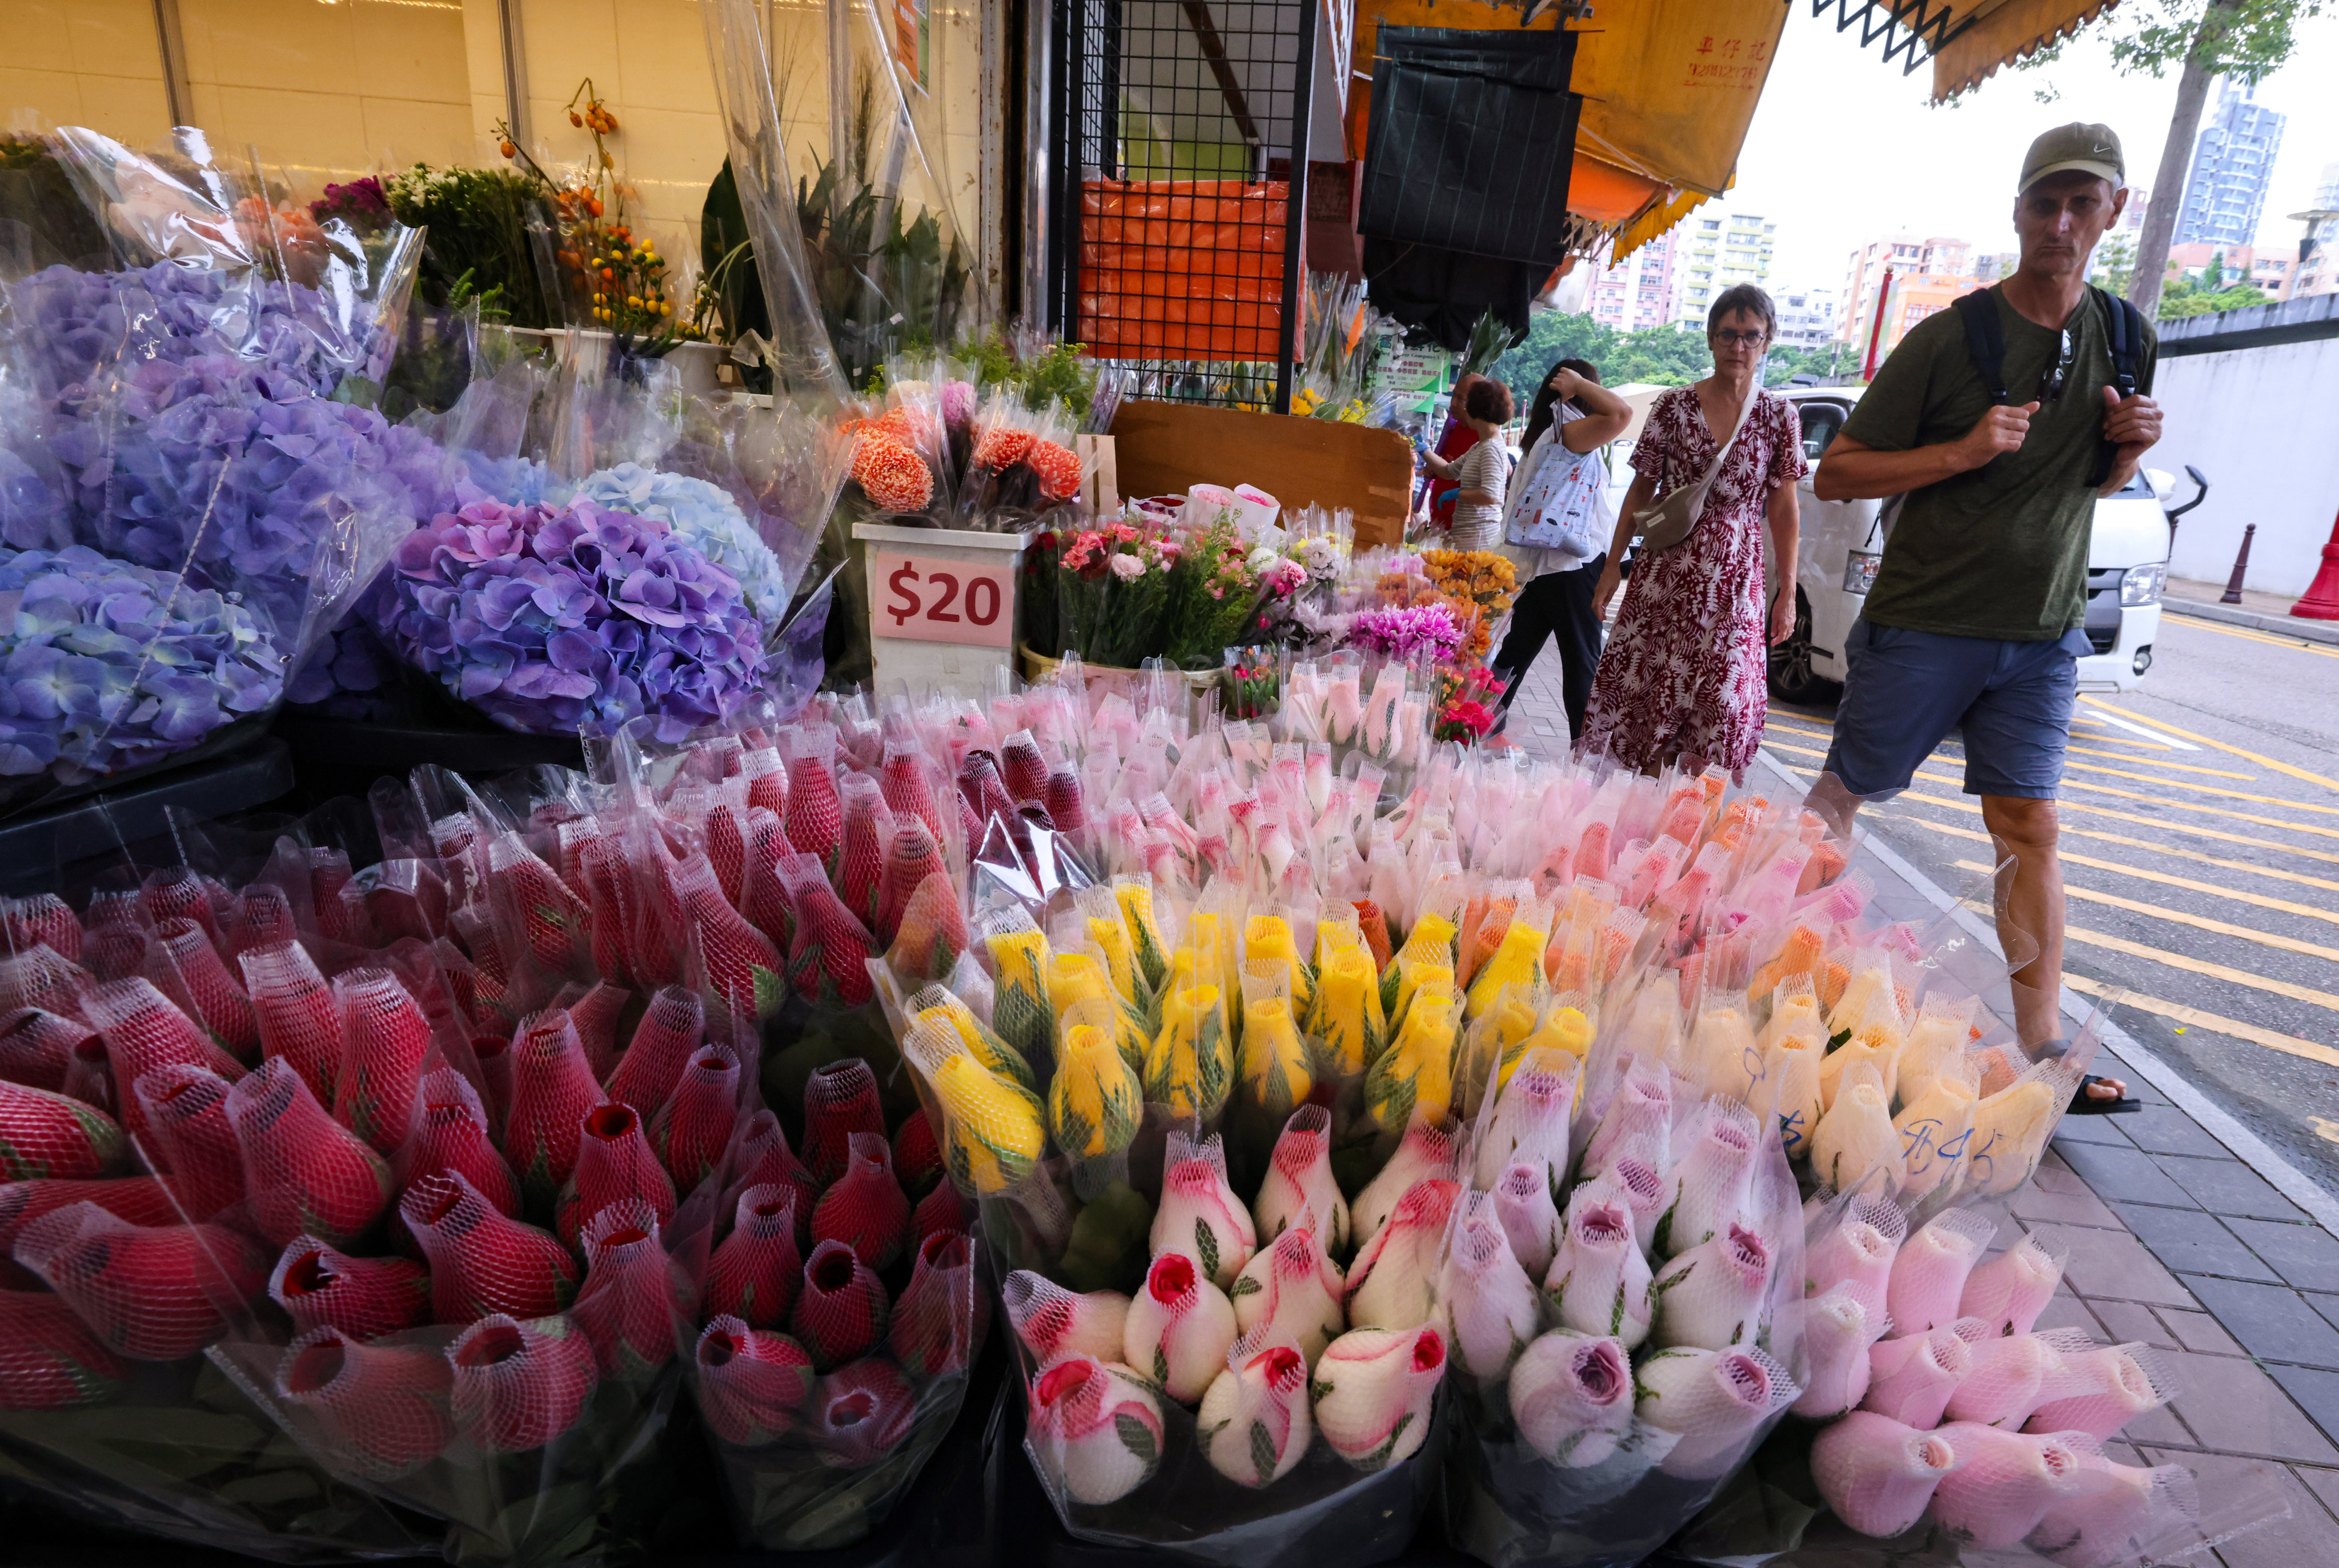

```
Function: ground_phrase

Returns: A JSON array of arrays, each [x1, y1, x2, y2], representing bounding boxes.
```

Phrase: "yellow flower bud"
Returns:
[[1311, 943, 1385, 1077], [1050, 1023, 1141, 1160], [932, 1052, 1045, 1193], [1086, 913, 1140, 1002], [1367, 981, 1455, 1132], [1237, 987, 1311, 1117], [1243, 913, 1312, 1013], [1114, 880, 1169, 990], [1145, 981, 1230, 1121]]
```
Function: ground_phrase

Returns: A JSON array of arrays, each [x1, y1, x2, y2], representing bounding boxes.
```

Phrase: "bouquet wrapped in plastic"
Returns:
[[1432, 1027, 1808, 1568], [1663, 1179, 2292, 1568], [0, 126, 436, 813]]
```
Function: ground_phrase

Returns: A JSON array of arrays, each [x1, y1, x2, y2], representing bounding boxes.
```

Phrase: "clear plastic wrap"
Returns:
[[0, 127, 433, 816]]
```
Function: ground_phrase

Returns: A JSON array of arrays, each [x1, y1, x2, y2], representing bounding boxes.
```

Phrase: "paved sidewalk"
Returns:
[[1500, 670, 2339, 1565]]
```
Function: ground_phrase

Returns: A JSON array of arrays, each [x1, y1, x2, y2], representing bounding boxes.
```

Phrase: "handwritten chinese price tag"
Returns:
[[873, 551, 1016, 648]]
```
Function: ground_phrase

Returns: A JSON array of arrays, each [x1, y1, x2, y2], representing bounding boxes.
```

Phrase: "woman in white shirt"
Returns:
[[1419, 377, 1516, 550], [1491, 359, 1634, 738]]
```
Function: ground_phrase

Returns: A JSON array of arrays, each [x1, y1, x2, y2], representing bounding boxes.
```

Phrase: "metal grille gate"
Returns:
[[1045, 0, 1319, 412]]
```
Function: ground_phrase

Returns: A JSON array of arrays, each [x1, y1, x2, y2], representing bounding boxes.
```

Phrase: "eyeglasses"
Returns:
[[2037, 329, 2075, 402], [1712, 329, 1768, 348]]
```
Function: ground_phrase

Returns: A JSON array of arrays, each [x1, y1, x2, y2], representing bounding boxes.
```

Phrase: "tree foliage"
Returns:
[[2019, 0, 2324, 90], [2156, 274, 2271, 318], [1487, 312, 1715, 405]]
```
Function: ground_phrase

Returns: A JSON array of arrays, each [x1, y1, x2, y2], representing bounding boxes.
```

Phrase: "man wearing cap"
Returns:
[[1804, 124, 2161, 1108]]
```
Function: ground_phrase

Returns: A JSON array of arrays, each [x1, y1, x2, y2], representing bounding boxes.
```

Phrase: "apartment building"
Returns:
[[1674, 210, 1776, 328], [2175, 78, 2287, 251], [1584, 227, 1681, 331], [2163, 243, 2296, 300], [1839, 234, 1976, 350], [2293, 162, 2339, 299], [1773, 286, 1839, 351]]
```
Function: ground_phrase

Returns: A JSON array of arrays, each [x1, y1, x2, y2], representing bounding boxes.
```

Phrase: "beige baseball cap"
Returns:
[[2020, 123, 2126, 192]]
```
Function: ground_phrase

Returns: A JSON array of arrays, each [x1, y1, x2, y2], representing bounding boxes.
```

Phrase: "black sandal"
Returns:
[[2067, 1074, 2142, 1115]]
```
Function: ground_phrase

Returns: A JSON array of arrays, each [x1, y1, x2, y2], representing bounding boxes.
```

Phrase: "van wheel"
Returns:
[[1768, 588, 1838, 705]]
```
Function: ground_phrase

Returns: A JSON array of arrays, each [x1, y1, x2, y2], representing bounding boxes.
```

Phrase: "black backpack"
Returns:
[[1950, 284, 2143, 487]]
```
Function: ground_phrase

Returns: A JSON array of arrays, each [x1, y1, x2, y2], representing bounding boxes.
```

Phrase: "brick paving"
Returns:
[[1499, 667, 2339, 1561]]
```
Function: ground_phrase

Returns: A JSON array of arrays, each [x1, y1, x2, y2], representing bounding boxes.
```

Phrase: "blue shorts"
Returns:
[[1823, 620, 2091, 800]]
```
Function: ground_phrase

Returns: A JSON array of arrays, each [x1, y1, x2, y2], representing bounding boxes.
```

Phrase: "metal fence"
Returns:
[[1045, 0, 1319, 411]]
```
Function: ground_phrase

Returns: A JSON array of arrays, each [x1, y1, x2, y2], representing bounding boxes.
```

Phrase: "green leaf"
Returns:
[[1310, 1378, 1335, 1404], [1195, 1218, 1220, 1282], [1378, 965, 1403, 1020], [1114, 1410, 1159, 1469], [1153, 1344, 1170, 1386], [1249, 1419, 1278, 1485], [1227, 1272, 1261, 1298], [1826, 1027, 1852, 1052], [1358, 1410, 1415, 1471]]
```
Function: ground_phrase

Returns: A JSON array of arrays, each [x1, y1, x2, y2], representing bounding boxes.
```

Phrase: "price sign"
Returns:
[[873, 551, 1015, 649]]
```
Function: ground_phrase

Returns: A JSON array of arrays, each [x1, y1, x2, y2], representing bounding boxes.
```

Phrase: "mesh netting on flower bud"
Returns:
[[1425, 1001, 1811, 1568], [1658, 1178, 2292, 1568]]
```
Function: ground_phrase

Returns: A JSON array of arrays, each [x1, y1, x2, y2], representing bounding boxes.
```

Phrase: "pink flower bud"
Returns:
[[1351, 1112, 1459, 1252], [1960, 1230, 2069, 1338], [1812, 1409, 1964, 1538], [1251, 1105, 1347, 1256], [1149, 1131, 1255, 1290], [1508, 1330, 1632, 1468], [1547, 1178, 1653, 1349], [1635, 1345, 1798, 1478], [2026, 1450, 2198, 1564], [1346, 1178, 1459, 1330], [1805, 1195, 1905, 1342], [1658, 1101, 1760, 1258], [1028, 1355, 1163, 1504], [1198, 1330, 1313, 1487], [2023, 1343, 2178, 1440], [1651, 1220, 1772, 1352], [1311, 1324, 1446, 1470], [1439, 1196, 1538, 1385], [1471, 1057, 1575, 1192], [1945, 1328, 2098, 1429], [1861, 1324, 1975, 1429], [1122, 1251, 1238, 1403], [1927, 1424, 2093, 1548], [1229, 1224, 1346, 1365], [1887, 1210, 1997, 1336], [1580, 1058, 1671, 1181], [1790, 1285, 1878, 1419], [1004, 1270, 1130, 1365], [1492, 1160, 1562, 1278]]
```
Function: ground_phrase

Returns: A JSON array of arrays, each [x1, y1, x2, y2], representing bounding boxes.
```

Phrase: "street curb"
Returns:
[[1749, 747, 2339, 1244], [2163, 595, 2339, 647]]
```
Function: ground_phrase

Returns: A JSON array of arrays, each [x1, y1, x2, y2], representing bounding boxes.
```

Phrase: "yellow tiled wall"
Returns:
[[1, 0, 985, 286], [0, 1, 174, 146]]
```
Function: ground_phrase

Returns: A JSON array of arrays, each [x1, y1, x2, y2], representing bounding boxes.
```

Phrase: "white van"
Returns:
[[1762, 386, 2189, 704]]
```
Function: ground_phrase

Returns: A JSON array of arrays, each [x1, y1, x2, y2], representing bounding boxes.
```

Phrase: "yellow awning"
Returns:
[[1612, 183, 1713, 263], [1928, 0, 2121, 102]]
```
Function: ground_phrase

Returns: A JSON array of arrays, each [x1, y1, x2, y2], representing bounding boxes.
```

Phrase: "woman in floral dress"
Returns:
[[1579, 286, 1806, 780]]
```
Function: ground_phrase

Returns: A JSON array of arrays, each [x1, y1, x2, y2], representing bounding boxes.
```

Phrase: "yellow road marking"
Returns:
[[2065, 745, 2257, 780], [1891, 788, 2339, 871], [2064, 975, 2339, 1070], [2081, 697, 2339, 795], [1950, 859, 2339, 963], [2060, 764, 2339, 815], [1959, 901, 2339, 1013], [1901, 815, 2339, 917], [2056, 776, 2339, 839], [1762, 740, 2339, 863], [2167, 613, 2339, 660], [2310, 1117, 2339, 1145]]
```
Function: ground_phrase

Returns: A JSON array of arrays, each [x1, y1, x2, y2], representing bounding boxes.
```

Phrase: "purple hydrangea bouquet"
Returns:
[[370, 495, 772, 739], [0, 546, 284, 781]]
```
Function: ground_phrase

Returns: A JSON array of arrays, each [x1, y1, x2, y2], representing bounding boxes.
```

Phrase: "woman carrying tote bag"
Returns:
[[1579, 285, 1806, 780], [1491, 359, 1633, 739]]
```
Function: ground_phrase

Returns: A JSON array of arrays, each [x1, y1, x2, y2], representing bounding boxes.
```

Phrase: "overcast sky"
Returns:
[[1720, 10, 2339, 294]]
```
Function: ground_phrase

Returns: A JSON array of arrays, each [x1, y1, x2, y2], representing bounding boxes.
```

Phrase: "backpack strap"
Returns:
[[2089, 285, 2144, 487], [1952, 290, 2011, 406], [2094, 284, 2141, 398]]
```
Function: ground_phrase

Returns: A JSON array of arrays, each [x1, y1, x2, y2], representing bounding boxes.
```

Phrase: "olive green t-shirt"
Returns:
[[1841, 285, 2157, 641]]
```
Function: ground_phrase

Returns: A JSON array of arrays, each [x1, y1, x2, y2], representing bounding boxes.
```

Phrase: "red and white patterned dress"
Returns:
[[1578, 386, 1806, 779]]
